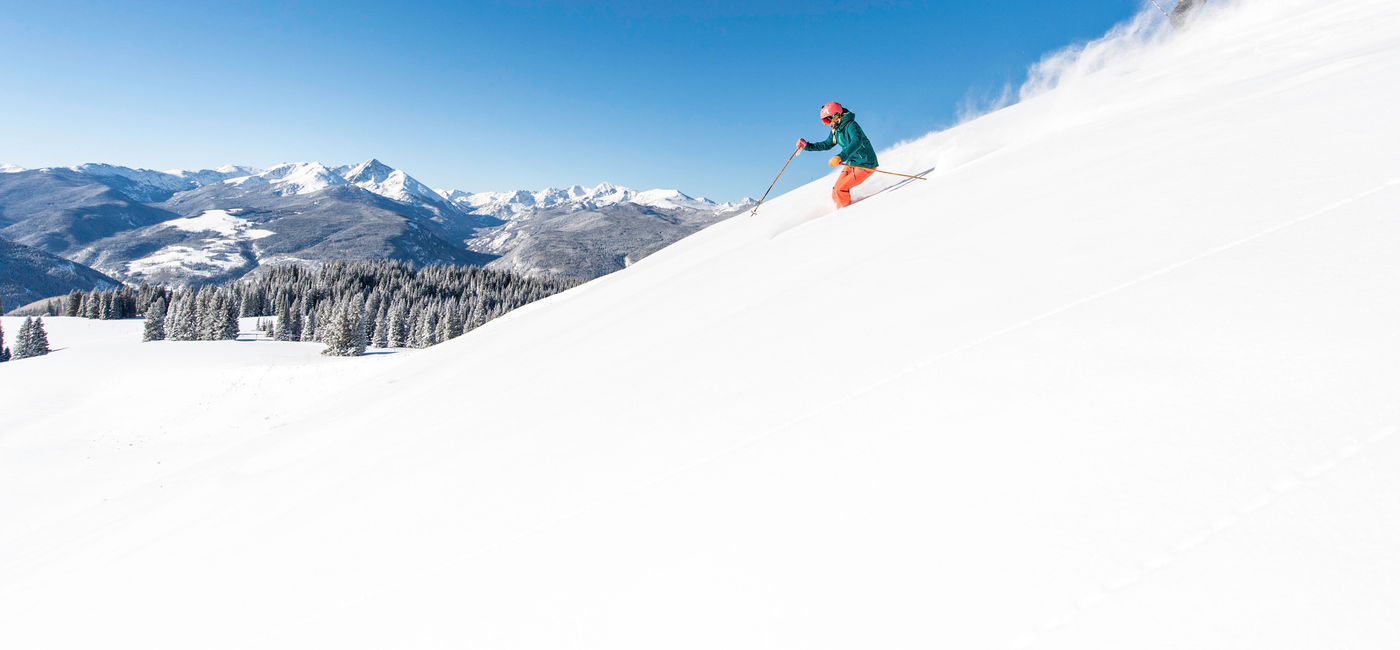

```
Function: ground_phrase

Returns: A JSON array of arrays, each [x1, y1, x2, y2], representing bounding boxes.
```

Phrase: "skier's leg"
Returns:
[[832, 166, 854, 208], [851, 167, 876, 189], [833, 166, 872, 208], [833, 167, 876, 208]]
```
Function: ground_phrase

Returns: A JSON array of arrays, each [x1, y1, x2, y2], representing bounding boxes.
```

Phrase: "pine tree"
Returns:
[[387, 303, 408, 348], [320, 301, 348, 355], [84, 290, 101, 319], [321, 296, 366, 357], [165, 292, 183, 340], [419, 304, 441, 348], [405, 303, 425, 348], [176, 291, 199, 340], [443, 301, 465, 340], [274, 298, 293, 341], [371, 308, 389, 348], [301, 303, 317, 342], [13, 318, 33, 359], [143, 297, 167, 342], [0, 310, 8, 362], [349, 295, 368, 354], [13, 317, 50, 359], [164, 296, 183, 341], [196, 289, 218, 340], [288, 299, 303, 341], [220, 291, 240, 340], [30, 317, 50, 356]]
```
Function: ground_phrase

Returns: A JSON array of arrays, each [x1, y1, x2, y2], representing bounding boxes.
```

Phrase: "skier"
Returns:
[[797, 102, 879, 209], [1170, 0, 1207, 29]]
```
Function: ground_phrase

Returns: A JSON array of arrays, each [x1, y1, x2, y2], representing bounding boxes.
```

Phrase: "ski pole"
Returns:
[[751, 146, 801, 217], [1148, 0, 1170, 17], [841, 164, 928, 181]]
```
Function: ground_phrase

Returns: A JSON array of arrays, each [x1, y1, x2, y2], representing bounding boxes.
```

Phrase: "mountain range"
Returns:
[[0, 160, 753, 297]]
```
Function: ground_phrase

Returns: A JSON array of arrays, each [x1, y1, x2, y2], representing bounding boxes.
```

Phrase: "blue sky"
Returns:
[[0, 0, 1146, 201]]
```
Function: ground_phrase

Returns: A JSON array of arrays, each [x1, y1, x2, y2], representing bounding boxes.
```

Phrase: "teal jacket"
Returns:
[[804, 111, 879, 169]]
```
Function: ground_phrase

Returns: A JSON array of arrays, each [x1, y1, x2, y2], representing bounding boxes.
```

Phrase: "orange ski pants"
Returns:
[[832, 165, 876, 209]]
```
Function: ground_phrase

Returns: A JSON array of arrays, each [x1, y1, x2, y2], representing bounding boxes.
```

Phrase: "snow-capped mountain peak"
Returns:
[[340, 158, 441, 205], [1, 163, 24, 173], [632, 188, 719, 211], [214, 163, 255, 175], [227, 161, 347, 196], [434, 188, 472, 203]]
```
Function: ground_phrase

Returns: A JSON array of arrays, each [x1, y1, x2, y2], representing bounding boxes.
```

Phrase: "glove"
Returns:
[[796, 138, 808, 150], [829, 155, 842, 167]]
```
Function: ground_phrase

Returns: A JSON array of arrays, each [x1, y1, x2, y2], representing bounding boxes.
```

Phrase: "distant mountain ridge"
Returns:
[[67, 163, 260, 202], [442, 182, 750, 217], [0, 159, 753, 290], [0, 237, 119, 313]]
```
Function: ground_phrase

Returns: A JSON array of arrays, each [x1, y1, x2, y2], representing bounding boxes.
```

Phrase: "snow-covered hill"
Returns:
[[4, 1, 1400, 648]]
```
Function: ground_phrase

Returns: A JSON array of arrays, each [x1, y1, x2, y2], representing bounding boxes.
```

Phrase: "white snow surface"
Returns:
[[0, 163, 24, 173], [5, 1, 1400, 648], [161, 208, 274, 239]]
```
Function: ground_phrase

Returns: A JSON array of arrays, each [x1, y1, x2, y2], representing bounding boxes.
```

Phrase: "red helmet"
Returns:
[[820, 102, 845, 125]]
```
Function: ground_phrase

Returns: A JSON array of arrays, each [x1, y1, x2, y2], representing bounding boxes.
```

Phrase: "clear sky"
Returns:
[[0, 0, 1148, 202]]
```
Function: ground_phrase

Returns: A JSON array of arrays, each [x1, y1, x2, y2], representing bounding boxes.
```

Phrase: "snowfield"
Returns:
[[4, 0, 1400, 648], [161, 208, 275, 239], [116, 209, 278, 281]]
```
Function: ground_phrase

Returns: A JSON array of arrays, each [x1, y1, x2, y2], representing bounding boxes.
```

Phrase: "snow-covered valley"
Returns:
[[3, 0, 1400, 647]]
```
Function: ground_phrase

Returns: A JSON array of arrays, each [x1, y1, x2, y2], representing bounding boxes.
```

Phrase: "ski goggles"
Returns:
[[822, 114, 841, 125]]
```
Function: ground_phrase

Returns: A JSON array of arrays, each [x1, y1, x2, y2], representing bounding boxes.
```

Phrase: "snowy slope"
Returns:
[[4, 1, 1400, 648]]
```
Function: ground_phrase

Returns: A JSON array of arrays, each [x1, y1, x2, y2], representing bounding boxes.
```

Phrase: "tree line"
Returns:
[[58, 261, 580, 356]]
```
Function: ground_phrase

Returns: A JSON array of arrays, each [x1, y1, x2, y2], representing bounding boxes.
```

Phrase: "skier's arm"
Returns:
[[804, 133, 836, 152]]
